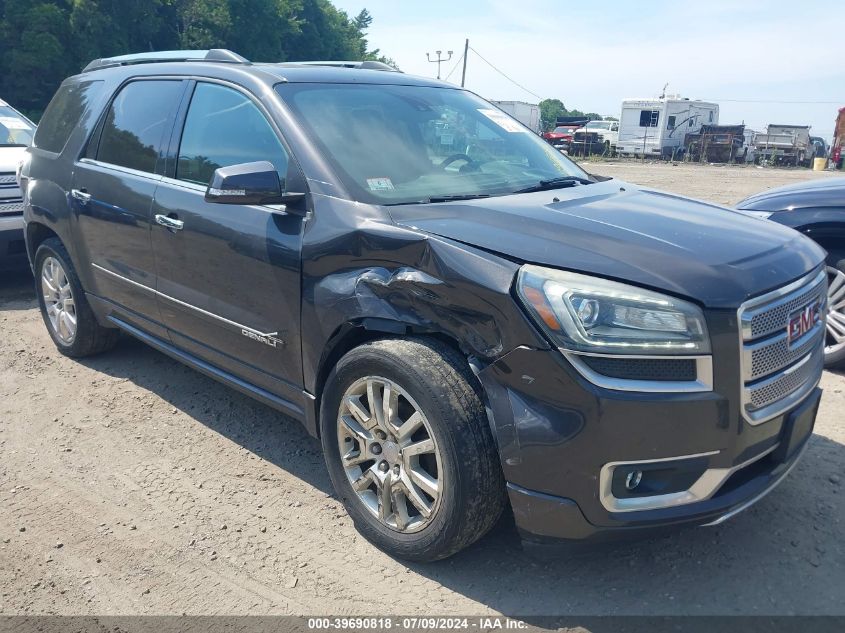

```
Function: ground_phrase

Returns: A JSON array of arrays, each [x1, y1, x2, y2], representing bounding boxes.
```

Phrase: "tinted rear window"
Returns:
[[33, 80, 104, 153], [96, 80, 183, 173]]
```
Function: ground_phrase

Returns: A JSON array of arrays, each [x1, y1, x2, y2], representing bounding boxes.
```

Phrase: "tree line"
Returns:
[[0, 0, 389, 119], [539, 98, 611, 131]]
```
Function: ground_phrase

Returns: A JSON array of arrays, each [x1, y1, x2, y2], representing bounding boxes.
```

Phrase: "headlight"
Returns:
[[517, 265, 710, 355]]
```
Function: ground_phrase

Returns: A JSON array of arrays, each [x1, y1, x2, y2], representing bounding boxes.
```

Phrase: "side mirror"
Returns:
[[205, 160, 305, 207]]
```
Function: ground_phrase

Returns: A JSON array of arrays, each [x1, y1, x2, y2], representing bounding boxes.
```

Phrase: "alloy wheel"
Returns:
[[41, 256, 77, 344], [827, 266, 845, 358], [337, 376, 443, 533]]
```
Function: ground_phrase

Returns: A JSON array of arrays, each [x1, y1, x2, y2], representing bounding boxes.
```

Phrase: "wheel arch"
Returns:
[[25, 222, 61, 271], [308, 319, 474, 439]]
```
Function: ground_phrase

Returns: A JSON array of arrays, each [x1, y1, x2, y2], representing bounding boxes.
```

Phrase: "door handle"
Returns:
[[155, 214, 184, 231], [71, 189, 91, 205]]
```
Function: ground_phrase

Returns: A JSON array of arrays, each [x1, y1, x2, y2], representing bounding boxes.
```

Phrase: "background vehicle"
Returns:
[[0, 98, 35, 269], [753, 124, 814, 166], [542, 116, 588, 152], [810, 136, 829, 160], [616, 96, 719, 158], [570, 120, 619, 156], [21, 50, 825, 562], [684, 124, 747, 163], [490, 100, 541, 133], [833, 107, 845, 169], [737, 178, 845, 368]]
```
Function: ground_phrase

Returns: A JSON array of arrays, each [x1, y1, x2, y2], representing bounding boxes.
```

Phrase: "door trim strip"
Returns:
[[91, 263, 279, 338]]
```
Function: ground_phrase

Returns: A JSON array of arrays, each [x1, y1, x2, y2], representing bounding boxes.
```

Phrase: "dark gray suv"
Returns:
[[20, 49, 827, 561]]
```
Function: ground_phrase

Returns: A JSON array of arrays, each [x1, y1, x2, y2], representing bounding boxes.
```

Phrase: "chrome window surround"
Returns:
[[599, 444, 777, 513], [738, 269, 827, 425], [563, 350, 713, 393]]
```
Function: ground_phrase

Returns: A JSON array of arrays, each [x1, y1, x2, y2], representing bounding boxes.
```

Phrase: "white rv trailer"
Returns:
[[616, 96, 719, 158], [490, 101, 541, 134]]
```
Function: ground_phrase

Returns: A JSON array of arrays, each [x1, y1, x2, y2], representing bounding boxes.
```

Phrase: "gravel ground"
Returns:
[[0, 162, 843, 616]]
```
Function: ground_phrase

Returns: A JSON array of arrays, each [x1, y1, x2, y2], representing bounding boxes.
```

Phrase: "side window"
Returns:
[[667, 115, 676, 130], [96, 80, 183, 173], [177, 83, 289, 187], [639, 110, 659, 127], [34, 80, 104, 153]]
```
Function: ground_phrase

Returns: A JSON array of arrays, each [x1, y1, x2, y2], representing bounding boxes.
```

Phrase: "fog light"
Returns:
[[625, 470, 643, 490]]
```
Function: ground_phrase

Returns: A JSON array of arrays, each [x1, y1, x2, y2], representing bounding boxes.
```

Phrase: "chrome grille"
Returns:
[[738, 269, 827, 424], [746, 282, 825, 339], [0, 173, 16, 185], [748, 327, 822, 380], [748, 351, 823, 409], [0, 199, 23, 215]]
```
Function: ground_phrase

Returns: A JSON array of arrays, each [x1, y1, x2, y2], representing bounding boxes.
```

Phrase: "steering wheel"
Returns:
[[440, 153, 477, 170]]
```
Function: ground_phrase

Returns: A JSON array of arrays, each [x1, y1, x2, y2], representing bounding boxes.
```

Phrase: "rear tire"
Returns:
[[34, 238, 119, 358], [320, 337, 505, 561], [825, 261, 845, 369]]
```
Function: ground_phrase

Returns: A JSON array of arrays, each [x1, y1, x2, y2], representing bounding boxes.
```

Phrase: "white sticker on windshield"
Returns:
[[0, 117, 29, 130], [477, 109, 526, 133], [367, 177, 395, 191]]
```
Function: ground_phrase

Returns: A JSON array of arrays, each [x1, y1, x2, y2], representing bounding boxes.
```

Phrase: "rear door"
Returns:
[[72, 79, 186, 334], [150, 80, 305, 401]]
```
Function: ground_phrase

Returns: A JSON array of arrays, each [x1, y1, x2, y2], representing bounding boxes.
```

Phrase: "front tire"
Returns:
[[825, 261, 845, 369], [320, 337, 505, 561], [35, 238, 119, 358]]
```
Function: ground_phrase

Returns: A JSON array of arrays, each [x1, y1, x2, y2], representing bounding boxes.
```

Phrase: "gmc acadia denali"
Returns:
[[20, 50, 827, 561]]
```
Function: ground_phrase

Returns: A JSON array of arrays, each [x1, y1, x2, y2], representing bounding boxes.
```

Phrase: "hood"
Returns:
[[0, 145, 26, 171], [388, 179, 825, 309], [736, 177, 845, 212]]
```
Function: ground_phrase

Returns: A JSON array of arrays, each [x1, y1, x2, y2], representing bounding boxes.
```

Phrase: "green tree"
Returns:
[[539, 98, 566, 132], [0, 0, 389, 118]]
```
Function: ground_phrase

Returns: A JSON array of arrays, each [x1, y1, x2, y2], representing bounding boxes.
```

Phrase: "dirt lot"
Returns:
[[1, 163, 843, 617]]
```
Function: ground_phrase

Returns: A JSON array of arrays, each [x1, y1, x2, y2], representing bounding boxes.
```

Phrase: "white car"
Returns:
[[0, 99, 35, 269]]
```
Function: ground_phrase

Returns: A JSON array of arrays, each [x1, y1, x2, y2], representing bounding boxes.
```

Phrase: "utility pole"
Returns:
[[460, 39, 469, 87], [426, 49, 453, 80]]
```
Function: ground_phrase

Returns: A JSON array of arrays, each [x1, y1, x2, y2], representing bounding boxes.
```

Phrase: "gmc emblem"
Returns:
[[787, 299, 822, 346]]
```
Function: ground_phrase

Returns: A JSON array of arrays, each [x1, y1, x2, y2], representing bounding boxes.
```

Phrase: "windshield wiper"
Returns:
[[386, 193, 492, 206], [513, 176, 593, 194]]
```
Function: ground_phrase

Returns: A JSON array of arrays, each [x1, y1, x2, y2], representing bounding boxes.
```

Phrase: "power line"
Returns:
[[443, 52, 464, 82], [467, 46, 543, 101]]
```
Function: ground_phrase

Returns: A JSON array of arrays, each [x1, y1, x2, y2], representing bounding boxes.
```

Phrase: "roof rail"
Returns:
[[83, 49, 249, 72], [276, 60, 401, 73]]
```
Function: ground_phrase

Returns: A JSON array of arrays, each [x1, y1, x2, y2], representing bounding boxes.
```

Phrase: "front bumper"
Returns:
[[477, 344, 821, 543], [0, 214, 27, 269]]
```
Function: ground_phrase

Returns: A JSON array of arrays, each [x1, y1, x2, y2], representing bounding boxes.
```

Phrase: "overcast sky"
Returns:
[[333, 0, 843, 141]]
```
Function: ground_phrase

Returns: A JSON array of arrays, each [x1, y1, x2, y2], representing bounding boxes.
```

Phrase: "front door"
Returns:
[[72, 78, 186, 334], [150, 81, 304, 402]]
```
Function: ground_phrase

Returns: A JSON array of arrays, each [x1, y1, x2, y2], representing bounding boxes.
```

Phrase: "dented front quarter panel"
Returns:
[[300, 194, 550, 397]]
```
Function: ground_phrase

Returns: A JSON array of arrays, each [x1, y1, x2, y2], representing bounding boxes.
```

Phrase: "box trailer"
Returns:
[[616, 96, 719, 158], [490, 100, 541, 133]]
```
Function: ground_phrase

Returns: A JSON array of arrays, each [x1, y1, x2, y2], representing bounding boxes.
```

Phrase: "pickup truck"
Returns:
[[754, 124, 814, 166], [543, 117, 589, 153]]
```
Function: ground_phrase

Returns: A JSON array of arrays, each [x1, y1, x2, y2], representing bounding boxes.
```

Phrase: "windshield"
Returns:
[[0, 106, 35, 146], [587, 121, 612, 130], [276, 83, 588, 205]]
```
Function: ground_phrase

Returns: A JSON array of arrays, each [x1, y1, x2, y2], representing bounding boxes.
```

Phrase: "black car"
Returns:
[[737, 178, 845, 369], [20, 49, 827, 561]]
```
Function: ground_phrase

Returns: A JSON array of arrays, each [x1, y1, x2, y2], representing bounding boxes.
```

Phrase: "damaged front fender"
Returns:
[[300, 196, 550, 396]]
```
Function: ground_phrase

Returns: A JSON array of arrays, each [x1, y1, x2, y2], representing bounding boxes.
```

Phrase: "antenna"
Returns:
[[660, 82, 669, 99]]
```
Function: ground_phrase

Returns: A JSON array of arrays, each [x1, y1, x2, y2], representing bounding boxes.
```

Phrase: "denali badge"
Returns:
[[787, 299, 822, 347], [241, 329, 282, 348]]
